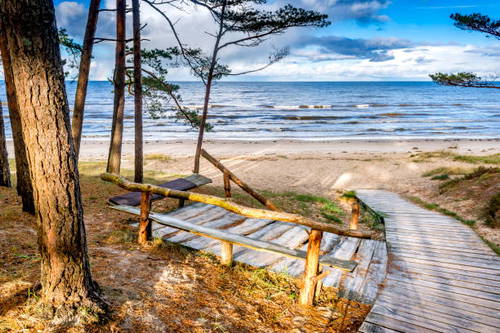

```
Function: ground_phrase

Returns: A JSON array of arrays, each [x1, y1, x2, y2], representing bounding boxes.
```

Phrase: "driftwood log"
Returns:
[[101, 173, 375, 239]]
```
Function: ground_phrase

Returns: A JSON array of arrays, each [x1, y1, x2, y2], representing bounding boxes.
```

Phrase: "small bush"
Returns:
[[431, 174, 450, 181], [484, 193, 500, 228]]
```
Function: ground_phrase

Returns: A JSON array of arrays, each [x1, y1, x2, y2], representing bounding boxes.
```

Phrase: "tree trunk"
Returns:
[[0, 100, 11, 187], [106, 0, 126, 174], [0, 26, 35, 213], [132, 0, 143, 183], [71, 0, 101, 159], [0, 0, 106, 324]]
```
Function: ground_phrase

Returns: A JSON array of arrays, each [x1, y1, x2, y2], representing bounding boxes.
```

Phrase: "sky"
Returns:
[[53, 0, 500, 81]]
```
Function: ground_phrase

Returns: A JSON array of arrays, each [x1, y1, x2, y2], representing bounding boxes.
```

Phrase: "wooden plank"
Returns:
[[358, 322, 402, 333], [377, 293, 500, 329], [339, 239, 377, 302], [111, 206, 357, 270], [234, 226, 310, 267], [322, 237, 361, 288], [389, 248, 500, 266], [183, 218, 273, 251], [390, 259, 500, 282], [386, 275, 500, 303], [371, 304, 472, 332], [388, 253, 500, 274], [383, 279, 500, 310], [389, 270, 500, 295], [363, 312, 440, 333], [391, 262, 500, 288], [358, 240, 387, 304], [387, 240, 493, 256], [387, 244, 500, 262], [270, 232, 340, 276]]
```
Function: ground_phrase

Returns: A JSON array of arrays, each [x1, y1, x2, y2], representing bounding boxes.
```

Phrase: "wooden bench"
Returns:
[[108, 174, 211, 206], [110, 204, 358, 272]]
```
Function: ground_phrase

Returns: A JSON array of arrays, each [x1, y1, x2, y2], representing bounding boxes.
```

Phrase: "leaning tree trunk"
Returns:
[[0, 0, 106, 324], [0, 26, 35, 213], [106, 0, 126, 174], [0, 100, 11, 187], [132, 0, 143, 183], [71, 0, 101, 159]]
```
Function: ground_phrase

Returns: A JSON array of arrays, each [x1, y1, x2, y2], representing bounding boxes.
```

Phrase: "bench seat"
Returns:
[[108, 174, 212, 206]]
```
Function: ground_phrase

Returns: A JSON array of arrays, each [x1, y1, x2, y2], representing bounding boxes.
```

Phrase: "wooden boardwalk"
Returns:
[[356, 190, 500, 333], [131, 202, 387, 304]]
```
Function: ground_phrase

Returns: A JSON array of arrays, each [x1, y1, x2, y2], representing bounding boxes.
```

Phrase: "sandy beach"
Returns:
[[6, 138, 500, 246]]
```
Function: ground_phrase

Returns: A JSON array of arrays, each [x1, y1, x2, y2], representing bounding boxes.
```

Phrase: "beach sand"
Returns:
[[6, 138, 500, 246]]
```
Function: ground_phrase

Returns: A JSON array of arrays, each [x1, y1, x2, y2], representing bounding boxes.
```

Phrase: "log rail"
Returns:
[[101, 172, 375, 305]]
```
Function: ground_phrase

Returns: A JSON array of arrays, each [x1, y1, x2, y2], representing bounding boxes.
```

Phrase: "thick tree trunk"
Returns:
[[0, 100, 11, 187], [132, 0, 143, 183], [0, 27, 35, 213], [106, 0, 126, 174], [71, 0, 101, 159], [0, 0, 106, 324]]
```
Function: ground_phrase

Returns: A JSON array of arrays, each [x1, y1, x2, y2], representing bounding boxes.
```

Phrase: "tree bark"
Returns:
[[71, 0, 101, 159], [0, 0, 106, 324], [0, 26, 35, 213], [132, 0, 143, 183], [0, 100, 11, 187], [106, 0, 126, 174]]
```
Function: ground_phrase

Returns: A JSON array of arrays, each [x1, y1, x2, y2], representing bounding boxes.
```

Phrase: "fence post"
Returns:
[[221, 241, 233, 266], [350, 198, 360, 231], [223, 170, 231, 199], [138, 191, 152, 244], [300, 229, 323, 305]]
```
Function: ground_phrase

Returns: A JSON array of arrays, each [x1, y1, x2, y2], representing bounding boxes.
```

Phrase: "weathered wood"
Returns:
[[201, 149, 279, 211], [138, 192, 152, 244], [132, 0, 143, 183], [350, 198, 360, 230], [299, 229, 323, 306], [71, 0, 101, 158], [223, 170, 231, 198], [0, 100, 11, 187], [221, 241, 233, 266], [108, 174, 212, 206], [106, 0, 126, 174], [357, 189, 500, 332], [109, 204, 357, 271], [102, 173, 374, 239]]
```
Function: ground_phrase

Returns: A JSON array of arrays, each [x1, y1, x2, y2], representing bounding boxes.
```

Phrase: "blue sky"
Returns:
[[53, 0, 500, 81]]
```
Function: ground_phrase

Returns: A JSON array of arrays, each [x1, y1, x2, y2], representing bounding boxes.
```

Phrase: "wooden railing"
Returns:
[[101, 172, 375, 306]]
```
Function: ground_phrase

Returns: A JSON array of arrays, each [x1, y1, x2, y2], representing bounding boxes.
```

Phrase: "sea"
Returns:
[[2, 81, 500, 141]]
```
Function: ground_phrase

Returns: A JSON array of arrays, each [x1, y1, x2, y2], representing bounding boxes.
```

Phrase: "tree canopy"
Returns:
[[430, 13, 499, 89]]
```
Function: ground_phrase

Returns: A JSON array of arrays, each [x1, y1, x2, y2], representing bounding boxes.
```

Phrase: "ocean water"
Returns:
[[2, 81, 500, 141]]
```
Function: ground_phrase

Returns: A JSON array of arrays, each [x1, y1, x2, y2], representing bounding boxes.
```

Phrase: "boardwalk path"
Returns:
[[356, 190, 500, 333], [134, 202, 387, 304]]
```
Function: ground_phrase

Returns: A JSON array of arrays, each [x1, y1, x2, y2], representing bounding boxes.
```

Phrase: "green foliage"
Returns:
[[439, 167, 499, 193], [429, 72, 498, 88], [451, 13, 500, 39], [422, 167, 468, 177], [408, 196, 476, 226], [453, 153, 500, 165], [430, 13, 500, 89], [484, 193, 500, 227], [431, 174, 450, 181], [125, 47, 211, 130], [58, 29, 82, 77]]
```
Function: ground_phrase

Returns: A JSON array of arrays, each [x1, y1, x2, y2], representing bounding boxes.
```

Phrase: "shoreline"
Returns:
[[7, 138, 500, 160]]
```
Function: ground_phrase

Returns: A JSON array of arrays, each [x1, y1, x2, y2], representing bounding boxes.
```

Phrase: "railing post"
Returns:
[[138, 191, 152, 244], [221, 241, 233, 266], [350, 198, 360, 231], [300, 229, 323, 306], [223, 170, 231, 199]]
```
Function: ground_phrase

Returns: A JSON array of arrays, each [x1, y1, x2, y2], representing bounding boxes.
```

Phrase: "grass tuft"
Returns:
[[422, 167, 468, 177], [144, 153, 173, 162]]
